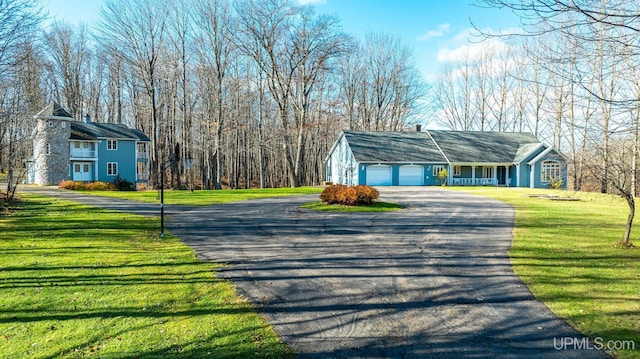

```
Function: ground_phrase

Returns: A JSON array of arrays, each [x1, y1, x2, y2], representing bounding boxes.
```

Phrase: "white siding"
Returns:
[[326, 135, 357, 185]]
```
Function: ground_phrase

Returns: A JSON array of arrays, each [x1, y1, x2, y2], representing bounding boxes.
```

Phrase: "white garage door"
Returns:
[[399, 165, 424, 185], [366, 165, 392, 186]]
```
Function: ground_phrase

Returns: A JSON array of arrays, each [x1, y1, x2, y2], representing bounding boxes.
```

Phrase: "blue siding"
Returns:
[[358, 163, 445, 186], [508, 166, 517, 186], [97, 139, 137, 183], [531, 153, 568, 189], [517, 146, 547, 188]]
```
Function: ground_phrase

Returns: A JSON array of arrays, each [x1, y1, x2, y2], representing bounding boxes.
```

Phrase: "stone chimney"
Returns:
[[415, 124, 422, 132]]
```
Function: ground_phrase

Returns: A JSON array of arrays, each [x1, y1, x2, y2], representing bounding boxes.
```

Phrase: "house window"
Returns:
[[46, 143, 51, 155], [453, 166, 461, 176], [61, 122, 66, 128], [74, 163, 81, 172], [433, 165, 446, 176], [107, 162, 118, 176], [541, 161, 561, 182], [48, 121, 54, 127], [107, 139, 118, 150], [483, 167, 493, 178]]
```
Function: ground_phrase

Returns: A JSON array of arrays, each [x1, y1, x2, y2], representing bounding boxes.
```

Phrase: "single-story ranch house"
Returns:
[[325, 129, 567, 188], [27, 103, 150, 187]]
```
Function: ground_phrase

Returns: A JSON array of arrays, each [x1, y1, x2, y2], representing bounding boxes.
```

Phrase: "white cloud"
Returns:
[[436, 30, 511, 63], [418, 23, 451, 41], [298, 0, 326, 5]]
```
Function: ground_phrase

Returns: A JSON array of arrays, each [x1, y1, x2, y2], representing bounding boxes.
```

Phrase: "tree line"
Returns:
[[0, 0, 428, 194], [435, 0, 640, 245], [2, 0, 639, 242]]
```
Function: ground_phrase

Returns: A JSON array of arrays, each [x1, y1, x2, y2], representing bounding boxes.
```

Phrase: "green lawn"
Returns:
[[76, 187, 324, 206], [448, 187, 639, 359], [4, 186, 638, 358], [301, 201, 404, 212], [0, 195, 292, 359]]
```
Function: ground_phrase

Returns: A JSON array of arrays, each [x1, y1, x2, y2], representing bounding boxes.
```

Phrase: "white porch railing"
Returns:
[[70, 150, 96, 158], [452, 177, 498, 186]]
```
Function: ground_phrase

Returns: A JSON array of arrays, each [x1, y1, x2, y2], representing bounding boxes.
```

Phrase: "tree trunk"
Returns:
[[622, 192, 635, 247]]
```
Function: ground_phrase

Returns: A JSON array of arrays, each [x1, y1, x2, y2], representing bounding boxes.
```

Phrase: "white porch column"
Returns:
[[471, 165, 476, 185], [493, 165, 497, 186], [530, 165, 535, 188], [516, 164, 520, 187], [506, 166, 511, 187]]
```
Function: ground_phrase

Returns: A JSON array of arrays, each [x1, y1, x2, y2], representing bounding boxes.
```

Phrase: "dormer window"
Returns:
[[107, 139, 118, 150]]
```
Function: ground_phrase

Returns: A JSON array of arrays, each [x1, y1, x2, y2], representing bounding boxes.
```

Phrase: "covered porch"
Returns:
[[450, 164, 513, 186]]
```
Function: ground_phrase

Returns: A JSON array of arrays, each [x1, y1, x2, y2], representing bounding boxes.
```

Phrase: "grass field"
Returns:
[[3, 185, 639, 358], [449, 187, 640, 358], [0, 194, 292, 358], [76, 187, 324, 206], [301, 200, 404, 212]]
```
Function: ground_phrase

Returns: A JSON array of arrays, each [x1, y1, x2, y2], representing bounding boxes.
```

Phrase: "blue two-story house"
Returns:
[[27, 103, 150, 188], [325, 129, 567, 189]]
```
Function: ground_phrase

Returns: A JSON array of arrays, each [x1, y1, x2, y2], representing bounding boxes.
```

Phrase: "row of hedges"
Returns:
[[59, 180, 116, 191], [320, 184, 379, 206], [59, 176, 135, 191]]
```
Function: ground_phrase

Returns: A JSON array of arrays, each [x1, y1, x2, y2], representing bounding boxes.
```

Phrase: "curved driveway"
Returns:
[[21, 186, 607, 358], [167, 187, 606, 358]]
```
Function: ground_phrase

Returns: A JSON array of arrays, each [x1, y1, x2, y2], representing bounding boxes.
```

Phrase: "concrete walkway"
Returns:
[[18, 186, 609, 358]]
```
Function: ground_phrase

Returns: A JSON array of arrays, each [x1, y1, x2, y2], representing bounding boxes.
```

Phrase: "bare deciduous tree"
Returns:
[[97, 0, 171, 187]]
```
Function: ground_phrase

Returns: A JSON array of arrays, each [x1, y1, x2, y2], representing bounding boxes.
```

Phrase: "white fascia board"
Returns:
[[516, 143, 545, 164], [33, 115, 73, 121], [96, 136, 138, 141], [324, 131, 345, 163], [425, 130, 451, 165], [451, 162, 513, 166], [359, 161, 449, 165], [527, 146, 554, 165]]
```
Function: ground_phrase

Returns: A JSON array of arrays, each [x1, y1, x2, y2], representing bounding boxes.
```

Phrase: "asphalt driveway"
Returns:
[[167, 187, 607, 358], [19, 185, 608, 358]]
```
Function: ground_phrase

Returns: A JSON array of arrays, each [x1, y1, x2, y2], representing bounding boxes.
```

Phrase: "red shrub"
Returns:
[[59, 180, 87, 190], [354, 185, 379, 205], [60, 180, 117, 191], [320, 184, 347, 204], [320, 184, 379, 206], [86, 181, 116, 191]]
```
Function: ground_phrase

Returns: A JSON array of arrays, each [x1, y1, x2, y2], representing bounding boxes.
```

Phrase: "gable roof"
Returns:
[[343, 131, 447, 163], [70, 121, 150, 141], [333, 130, 551, 165], [34, 102, 73, 119], [426, 130, 541, 163]]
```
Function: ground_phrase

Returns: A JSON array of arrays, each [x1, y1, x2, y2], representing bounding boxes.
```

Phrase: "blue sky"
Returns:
[[45, 0, 521, 80]]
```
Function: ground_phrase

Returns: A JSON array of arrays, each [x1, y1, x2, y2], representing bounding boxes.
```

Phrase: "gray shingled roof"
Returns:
[[513, 142, 543, 163], [343, 131, 447, 163], [70, 121, 151, 142], [34, 102, 73, 118], [427, 130, 540, 163]]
